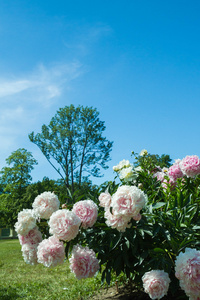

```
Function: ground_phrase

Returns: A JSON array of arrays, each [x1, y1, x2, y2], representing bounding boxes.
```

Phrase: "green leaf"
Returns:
[[153, 247, 166, 254], [110, 233, 122, 251], [152, 202, 166, 209], [106, 269, 111, 285]]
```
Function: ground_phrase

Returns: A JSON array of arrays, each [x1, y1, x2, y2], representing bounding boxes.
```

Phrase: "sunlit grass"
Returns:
[[0, 239, 101, 299]]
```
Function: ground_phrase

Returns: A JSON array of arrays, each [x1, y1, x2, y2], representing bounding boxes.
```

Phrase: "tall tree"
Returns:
[[0, 148, 38, 228], [29, 105, 113, 193]]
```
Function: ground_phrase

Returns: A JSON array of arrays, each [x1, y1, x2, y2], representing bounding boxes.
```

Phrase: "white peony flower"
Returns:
[[119, 166, 136, 182], [113, 159, 131, 172], [21, 243, 38, 265], [14, 209, 36, 236], [32, 191, 60, 219], [139, 149, 148, 156]]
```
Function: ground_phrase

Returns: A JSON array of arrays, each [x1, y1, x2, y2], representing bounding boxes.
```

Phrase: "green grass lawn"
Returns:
[[0, 239, 101, 300]]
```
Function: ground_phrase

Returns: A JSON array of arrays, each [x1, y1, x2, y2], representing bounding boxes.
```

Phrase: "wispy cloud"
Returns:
[[0, 60, 83, 162], [63, 23, 113, 56], [0, 61, 82, 104], [0, 80, 32, 97]]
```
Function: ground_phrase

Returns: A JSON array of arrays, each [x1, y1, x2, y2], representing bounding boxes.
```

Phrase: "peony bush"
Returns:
[[15, 151, 200, 299]]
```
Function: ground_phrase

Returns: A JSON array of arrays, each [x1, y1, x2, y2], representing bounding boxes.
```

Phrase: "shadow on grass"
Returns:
[[0, 287, 23, 300], [0, 282, 50, 300]]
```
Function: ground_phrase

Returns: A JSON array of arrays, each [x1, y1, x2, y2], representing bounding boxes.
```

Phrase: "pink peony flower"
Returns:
[[175, 248, 200, 299], [168, 163, 183, 181], [104, 206, 132, 232], [21, 243, 38, 265], [103, 185, 146, 232], [14, 209, 36, 236], [37, 236, 65, 267], [18, 226, 43, 246], [32, 191, 60, 219], [72, 200, 98, 229], [69, 244, 99, 279], [98, 192, 112, 208], [48, 209, 81, 241], [179, 155, 200, 178], [111, 185, 147, 218], [142, 270, 170, 299]]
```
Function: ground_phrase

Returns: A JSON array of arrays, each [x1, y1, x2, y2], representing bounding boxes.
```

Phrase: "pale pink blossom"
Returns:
[[142, 270, 170, 299], [32, 191, 60, 219], [18, 226, 42, 246], [104, 206, 132, 232], [103, 185, 146, 232], [98, 192, 112, 208], [161, 177, 176, 190], [72, 200, 98, 229], [153, 171, 165, 182], [175, 248, 200, 299], [180, 155, 200, 178], [14, 209, 36, 236], [21, 243, 38, 265], [37, 236, 65, 267], [49, 209, 81, 241], [69, 244, 99, 279], [168, 163, 183, 181], [111, 185, 147, 218]]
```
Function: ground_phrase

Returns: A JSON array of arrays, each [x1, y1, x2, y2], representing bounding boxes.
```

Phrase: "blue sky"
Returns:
[[0, 0, 200, 185]]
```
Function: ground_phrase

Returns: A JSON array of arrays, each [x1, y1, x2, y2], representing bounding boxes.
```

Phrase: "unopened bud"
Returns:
[[138, 183, 143, 189]]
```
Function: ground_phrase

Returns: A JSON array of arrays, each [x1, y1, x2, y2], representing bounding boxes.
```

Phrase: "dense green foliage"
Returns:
[[0, 149, 38, 228]]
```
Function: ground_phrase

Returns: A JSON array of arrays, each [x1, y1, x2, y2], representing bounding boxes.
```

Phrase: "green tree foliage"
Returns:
[[0, 148, 38, 228], [29, 105, 113, 193], [21, 177, 60, 208], [134, 152, 172, 171]]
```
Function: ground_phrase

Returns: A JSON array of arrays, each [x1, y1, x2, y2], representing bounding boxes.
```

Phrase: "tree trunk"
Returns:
[[70, 147, 74, 195], [79, 137, 88, 187]]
